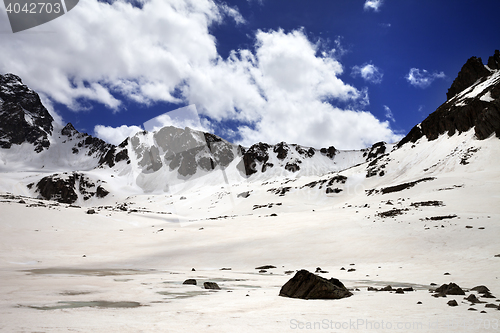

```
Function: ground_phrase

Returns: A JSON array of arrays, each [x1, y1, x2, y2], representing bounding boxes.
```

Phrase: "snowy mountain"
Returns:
[[0, 74, 386, 203], [0, 50, 499, 205]]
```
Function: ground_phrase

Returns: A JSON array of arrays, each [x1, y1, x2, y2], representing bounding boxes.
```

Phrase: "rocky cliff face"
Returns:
[[60, 123, 129, 168], [0, 74, 53, 153], [399, 50, 500, 147]]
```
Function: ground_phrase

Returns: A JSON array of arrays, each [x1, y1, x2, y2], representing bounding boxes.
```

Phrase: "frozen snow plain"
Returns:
[[1, 130, 500, 332]]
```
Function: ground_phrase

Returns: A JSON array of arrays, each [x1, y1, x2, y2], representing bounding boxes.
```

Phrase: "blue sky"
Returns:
[[1, 0, 499, 149]]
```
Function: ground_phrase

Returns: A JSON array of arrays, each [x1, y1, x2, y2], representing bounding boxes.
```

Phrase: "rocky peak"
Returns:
[[0, 73, 53, 152], [61, 123, 78, 137], [487, 50, 500, 70], [446, 56, 491, 100], [399, 51, 500, 147]]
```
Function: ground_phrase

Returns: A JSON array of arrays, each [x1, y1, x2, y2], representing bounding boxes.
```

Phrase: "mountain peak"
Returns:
[[398, 50, 500, 148], [61, 123, 78, 137], [0, 73, 53, 153], [446, 56, 490, 100], [487, 49, 500, 70]]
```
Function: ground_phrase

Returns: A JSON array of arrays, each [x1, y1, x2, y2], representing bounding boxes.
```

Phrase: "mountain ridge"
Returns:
[[1, 50, 499, 204]]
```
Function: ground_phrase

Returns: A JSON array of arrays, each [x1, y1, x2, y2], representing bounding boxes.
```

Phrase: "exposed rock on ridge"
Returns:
[[447, 56, 490, 100], [0, 74, 53, 152], [399, 50, 500, 147], [61, 123, 129, 168]]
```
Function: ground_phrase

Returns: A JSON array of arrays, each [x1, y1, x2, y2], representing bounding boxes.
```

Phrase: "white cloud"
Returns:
[[0, 0, 401, 149], [143, 104, 213, 133], [406, 68, 446, 89], [219, 3, 246, 25], [0, 0, 223, 110], [39, 93, 64, 127], [383, 105, 395, 122], [352, 63, 383, 84], [364, 0, 384, 12], [94, 124, 143, 145]]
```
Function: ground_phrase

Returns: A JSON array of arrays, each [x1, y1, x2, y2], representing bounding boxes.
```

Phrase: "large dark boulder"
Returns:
[[279, 270, 352, 300], [203, 282, 220, 290], [434, 282, 466, 296]]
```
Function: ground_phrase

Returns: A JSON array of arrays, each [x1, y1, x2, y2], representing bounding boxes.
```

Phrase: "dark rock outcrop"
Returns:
[[0, 74, 53, 152], [31, 172, 109, 204], [274, 142, 289, 160], [364, 141, 386, 160], [320, 146, 336, 159], [240, 142, 271, 176], [183, 279, 197, 285], [447, 56, 490, 100], [279, 269, 352, 300], [379, 177, 435, 195], [295, 145, 315, 158]]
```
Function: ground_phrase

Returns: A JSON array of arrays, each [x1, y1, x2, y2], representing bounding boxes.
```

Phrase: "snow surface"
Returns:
[[1, 130, 500, 332]]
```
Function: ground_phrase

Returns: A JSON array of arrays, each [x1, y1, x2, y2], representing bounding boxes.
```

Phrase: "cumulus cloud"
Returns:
[[383, 105, 395, 122], [352, 63, 383, 84], [364, 0, 384, 12], [406, 68, 446, 89], [94, 124, 143, 145], [219, 3, 246, 25], [0, 0, 223, 110], [0, 0, 401, 149]]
